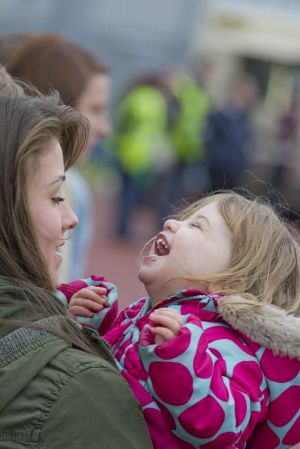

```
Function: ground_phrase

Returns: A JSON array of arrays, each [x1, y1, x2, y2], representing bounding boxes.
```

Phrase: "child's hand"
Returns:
[[149, 308, 183, 344], [69, 286, 108, 318]]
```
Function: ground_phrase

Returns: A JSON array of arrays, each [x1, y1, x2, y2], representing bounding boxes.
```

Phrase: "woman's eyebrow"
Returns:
[[49, 174, 66, 186]]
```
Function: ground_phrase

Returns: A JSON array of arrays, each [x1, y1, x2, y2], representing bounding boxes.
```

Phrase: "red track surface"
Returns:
[[85, 191, 156, 309]]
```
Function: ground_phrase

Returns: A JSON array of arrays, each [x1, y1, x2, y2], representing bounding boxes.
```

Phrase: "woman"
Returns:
[[0, 67, 152, 449], [6, 33, 111, 279]]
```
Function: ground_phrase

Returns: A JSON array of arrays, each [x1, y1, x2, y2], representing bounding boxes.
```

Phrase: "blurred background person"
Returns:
[[6, 33, 111, 280], [0, 33, 31, 65], [204, 74, 258, 190], [160, 68, 211, 219], [111, 74, 173, 238], [271, 95, 300, 200], [111, 68, 212, 240]]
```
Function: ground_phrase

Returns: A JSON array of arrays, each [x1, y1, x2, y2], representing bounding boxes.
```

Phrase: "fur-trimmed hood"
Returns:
[[218, 296, 300, 361]]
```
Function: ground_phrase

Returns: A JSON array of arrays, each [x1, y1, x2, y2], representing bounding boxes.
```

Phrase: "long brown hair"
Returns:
[[178, 191, 300, 314], [0, 69, 101, 352], [6, 33, 108, 107]]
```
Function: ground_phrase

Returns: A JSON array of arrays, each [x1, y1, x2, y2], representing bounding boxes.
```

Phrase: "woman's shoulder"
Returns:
[[0, 329, 120, 416], [42, 344, 153, 449], [0, 330, 152, 449]]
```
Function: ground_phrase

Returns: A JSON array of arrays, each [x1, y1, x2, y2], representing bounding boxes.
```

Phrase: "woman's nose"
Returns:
[[63, 203, 79, 231], [163, 218, 180, 233]]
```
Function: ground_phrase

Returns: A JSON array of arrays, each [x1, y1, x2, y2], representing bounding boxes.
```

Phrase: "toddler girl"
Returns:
[[59, 192, 300, 449]]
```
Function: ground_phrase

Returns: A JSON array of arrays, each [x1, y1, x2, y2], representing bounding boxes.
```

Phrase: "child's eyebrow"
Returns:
[[194, 214, 210, 229]]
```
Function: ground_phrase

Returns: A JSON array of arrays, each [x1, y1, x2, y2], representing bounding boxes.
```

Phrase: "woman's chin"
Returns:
[[50, 256, 63, 288]]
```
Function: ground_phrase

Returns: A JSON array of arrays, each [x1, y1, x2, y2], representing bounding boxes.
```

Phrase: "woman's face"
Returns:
[[76, 73, 111, 152], [26, 139, 78, 286]]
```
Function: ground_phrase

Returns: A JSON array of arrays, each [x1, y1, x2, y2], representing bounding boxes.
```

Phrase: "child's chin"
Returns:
[[137, 266, 154, 286]]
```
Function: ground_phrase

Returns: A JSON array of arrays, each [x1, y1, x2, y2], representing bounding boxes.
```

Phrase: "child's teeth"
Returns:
[[155, 236, 169, 255]]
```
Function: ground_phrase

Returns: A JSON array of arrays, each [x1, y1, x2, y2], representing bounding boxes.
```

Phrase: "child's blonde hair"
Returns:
[[179, 191, 300, 314]]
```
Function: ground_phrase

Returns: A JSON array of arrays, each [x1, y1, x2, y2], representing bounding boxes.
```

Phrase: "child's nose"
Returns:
[[163, 219, 180, 233]]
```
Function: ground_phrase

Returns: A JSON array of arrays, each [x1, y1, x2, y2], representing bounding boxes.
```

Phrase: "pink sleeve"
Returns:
[[56, 275, 118, 335]]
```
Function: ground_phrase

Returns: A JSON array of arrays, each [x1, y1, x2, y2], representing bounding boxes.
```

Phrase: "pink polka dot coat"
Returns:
[[58, 276, 300, 449]]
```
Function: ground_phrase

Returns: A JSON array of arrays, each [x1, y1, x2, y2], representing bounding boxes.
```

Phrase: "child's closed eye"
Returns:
[[190, 222, 202, 230]]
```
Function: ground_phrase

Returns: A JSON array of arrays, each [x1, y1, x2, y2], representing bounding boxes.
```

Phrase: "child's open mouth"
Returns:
[[154, 234, 170, 256]]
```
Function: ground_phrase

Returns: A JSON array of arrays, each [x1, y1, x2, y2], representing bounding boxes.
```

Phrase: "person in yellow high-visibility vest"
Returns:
[[160, 72, 211, 219], [113, 81, 170, 238]]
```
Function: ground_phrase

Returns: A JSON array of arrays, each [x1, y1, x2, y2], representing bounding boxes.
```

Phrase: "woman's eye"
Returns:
[[51, 196, 65, 205], [191, 223, 201, 230]]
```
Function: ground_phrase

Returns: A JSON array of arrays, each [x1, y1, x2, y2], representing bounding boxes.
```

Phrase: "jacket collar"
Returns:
[[152, 289, 218, 309], [143, 290, 300, 360], [218, 295, 300, 361]]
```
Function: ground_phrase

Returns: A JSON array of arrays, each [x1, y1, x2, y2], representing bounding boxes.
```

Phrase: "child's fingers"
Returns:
[[69, 297, 106, 313], [72, 288, 107, 305], [150, 312, 182, 334], [152, 308, 183, 325], [151, 326, 176, 343], [86, 286, 107, 295], [69, 305, 95, 318], [87, 285, 107, 295], [153, 334, 164, 345]]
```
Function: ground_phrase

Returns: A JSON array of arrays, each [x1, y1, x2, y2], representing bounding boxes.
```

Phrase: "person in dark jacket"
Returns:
[[204, 75, 257, 190], [0, 67, 152, 449]]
